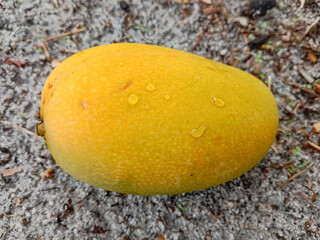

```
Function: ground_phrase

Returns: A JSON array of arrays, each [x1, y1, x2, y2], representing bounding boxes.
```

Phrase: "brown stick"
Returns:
[[311, 202, 320, 210], [302, 17, 320, 40], [191, 30, 204, 51], [298, 65, 314, 83], [42, 27, 87, 61], [42, 41, 50, 62], [0, 213, 21, 218], [276, 163, 314, 189], [1, 120, 42, 140], [44, 27, 87, 42], [308, 141, 320, 151]]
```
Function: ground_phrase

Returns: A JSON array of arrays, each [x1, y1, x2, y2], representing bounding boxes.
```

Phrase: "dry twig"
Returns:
[[0, 213, 21, 218], [293, 102, 302, 113], [191, 30, 204, 50], [298, 66, 314, 83], [307, 141, 320, 151], [302, 17, 320, 40], [276, 163, 314, 189], [281, 78, 320, 97], [311, 202, 320, 210], [300, 192, 312, 201], [200, 0, 212, 3], [42, 27, 87, 61], [267, 75, 272, 89], [1, 120, 42, 140]]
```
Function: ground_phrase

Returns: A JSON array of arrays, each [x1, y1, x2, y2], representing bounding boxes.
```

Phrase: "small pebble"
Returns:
[[120, 1, 130, 11], [249, 0, 276, 17]]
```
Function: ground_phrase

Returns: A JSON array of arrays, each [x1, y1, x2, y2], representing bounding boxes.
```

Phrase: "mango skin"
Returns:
[[40, 43, 278, 195]]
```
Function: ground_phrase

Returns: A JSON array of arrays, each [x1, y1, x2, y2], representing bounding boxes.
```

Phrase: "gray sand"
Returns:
[[1, 0, 320, 239]]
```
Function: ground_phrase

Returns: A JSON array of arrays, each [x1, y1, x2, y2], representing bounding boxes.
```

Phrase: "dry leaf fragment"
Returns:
[[3, 57, 24, 68], [2, 168, 22, 177], [312, 192, 317, 202], [313, 122, 320, 133], [42, 168, 55, 180], [253, 61, 262, 75], [14, 198, 24, 205], [158, 234, 165, 240], [314, 83, 320, 94], [92, 226, 104, 234], [200, 0, 212, 4], [307, 51, 317, 63], [209, 212, 218, 222], [51, 59, 61, 69], [203, 5, 220, 15], [226, 201, 234, 206], [233, 17, 249, 27], [271, 145, 279, 153]]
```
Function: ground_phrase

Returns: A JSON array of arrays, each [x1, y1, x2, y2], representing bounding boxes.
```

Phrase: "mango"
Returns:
[[38, 43, 278, 195]]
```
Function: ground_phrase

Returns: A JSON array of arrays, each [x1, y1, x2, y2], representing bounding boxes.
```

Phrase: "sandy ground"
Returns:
[[1, 0, 320, 239]]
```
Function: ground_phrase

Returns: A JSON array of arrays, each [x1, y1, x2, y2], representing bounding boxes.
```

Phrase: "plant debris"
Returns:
[[2, 168, 22, 177], [277, 163, 314, 189], [298, 66, 314, 84], [62, 199, 74, 217], [51, 59, 61, 69], [42, 27, 87, 61], [92, 225, 105, 234], [1, 120, 42, 139], [0, 213, 21, 218], [314, 82, 320, 94], [157, 234, 166, 240], [3, 57, 24, 68], [248, 34, 272, 50], [233, 16, 249, 27], [307, 141, 320, 151], [302, 17, 320, 40], [191, 30, 204, 50], [307, 51, 317, 64], [312, 122, 320, 133], [42, 168, 55, 180]]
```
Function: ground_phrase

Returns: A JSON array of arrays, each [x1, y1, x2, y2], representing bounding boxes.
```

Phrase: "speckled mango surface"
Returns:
[[39, 43, 278, 195]]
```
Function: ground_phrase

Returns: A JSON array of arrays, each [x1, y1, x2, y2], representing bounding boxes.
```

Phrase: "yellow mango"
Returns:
[[38, 43, 278, 195]]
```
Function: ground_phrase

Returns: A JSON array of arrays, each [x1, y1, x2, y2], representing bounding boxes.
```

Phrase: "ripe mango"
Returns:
[[38, 43, 278, 195]]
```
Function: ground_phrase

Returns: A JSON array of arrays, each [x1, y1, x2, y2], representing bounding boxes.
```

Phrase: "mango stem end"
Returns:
[[36, 122, 45, 136]]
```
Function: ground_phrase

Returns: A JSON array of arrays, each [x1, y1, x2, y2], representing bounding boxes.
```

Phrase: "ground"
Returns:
[[0, 0, 320, 239]]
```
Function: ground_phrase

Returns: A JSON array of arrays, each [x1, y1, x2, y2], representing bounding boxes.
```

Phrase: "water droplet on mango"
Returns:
[[212, 98, 225, 108], [146, 83, 156, 92], [164, 94, 170, 100], [191, 125, 206, 138], [128, 94, 139, 105]]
